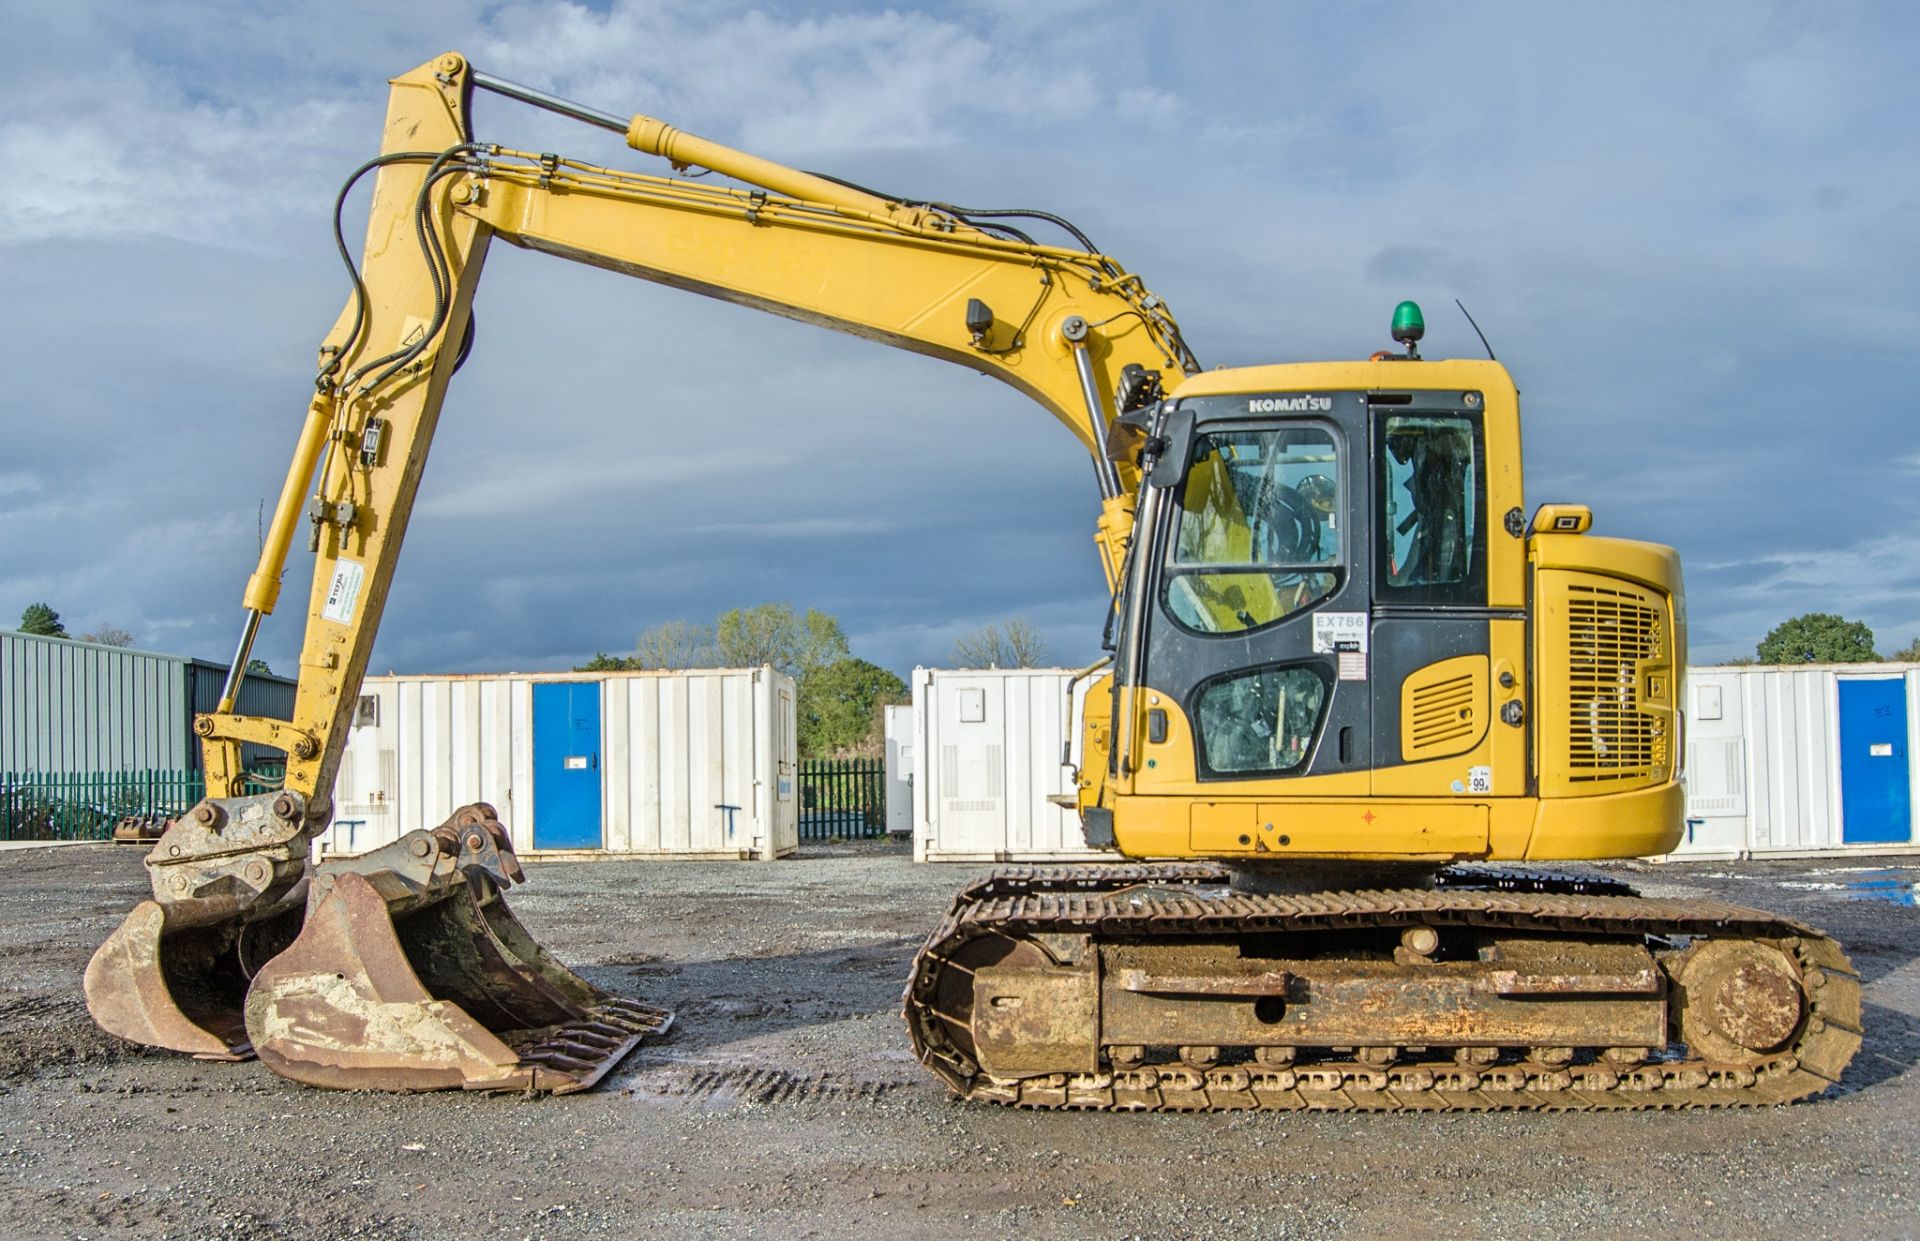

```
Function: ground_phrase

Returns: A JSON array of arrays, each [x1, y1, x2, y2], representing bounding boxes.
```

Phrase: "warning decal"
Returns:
[[321, 558, 367, 625], [1315, 612, 1369, 681], [1312, 612, 1368, 654]]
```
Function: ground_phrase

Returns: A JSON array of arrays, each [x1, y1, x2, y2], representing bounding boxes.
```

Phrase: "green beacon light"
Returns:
[[1391, 300, 1425, 359]]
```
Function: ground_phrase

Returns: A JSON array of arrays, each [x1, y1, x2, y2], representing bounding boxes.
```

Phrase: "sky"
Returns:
[[2, 0, 1916, 678]]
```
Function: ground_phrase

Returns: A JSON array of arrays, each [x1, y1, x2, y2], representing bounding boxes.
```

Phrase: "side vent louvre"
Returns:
[[1400, 655, 1490, 762], [1411, 674, 1477, 747], [1563, 582, 1665, 781]]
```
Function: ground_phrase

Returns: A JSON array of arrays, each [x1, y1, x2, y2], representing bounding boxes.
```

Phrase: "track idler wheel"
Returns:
[[244, 804, 670, 1093], [1668, 939, 1807, 1062]]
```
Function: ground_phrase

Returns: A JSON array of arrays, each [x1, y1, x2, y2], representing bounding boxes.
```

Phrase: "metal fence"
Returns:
[[797, 758, 887, 840], [0, 768, 279, 842]]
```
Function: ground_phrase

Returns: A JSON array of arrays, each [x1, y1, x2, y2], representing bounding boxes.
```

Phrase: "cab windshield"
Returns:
[[1163, 424, 1340, 634]]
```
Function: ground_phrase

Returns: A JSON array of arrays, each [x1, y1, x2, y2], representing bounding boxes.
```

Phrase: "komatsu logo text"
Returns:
[[1248, 395, 1332, 413]]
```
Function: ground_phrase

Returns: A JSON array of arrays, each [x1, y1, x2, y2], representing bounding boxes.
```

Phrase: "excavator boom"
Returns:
[[86, 52, 1193, 1092]]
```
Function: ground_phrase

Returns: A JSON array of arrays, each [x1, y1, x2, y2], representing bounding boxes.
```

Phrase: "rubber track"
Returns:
[[904, 865, 1863, 1111]]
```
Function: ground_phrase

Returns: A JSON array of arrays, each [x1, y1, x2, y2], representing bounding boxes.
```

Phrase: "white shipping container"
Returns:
[[319, 667, 797, 860], [910, 667, 1120, 863], [1671, 664, 1920, 860], [883, 703, 914, 836]]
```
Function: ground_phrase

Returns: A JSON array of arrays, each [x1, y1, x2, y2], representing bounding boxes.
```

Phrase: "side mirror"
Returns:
[[1146, 408, 1195, 489], [1527, 503, 1593, 536]]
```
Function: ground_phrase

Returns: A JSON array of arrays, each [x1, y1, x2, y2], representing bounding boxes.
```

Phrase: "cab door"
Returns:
[[1134, 392, 1372, 791], [1366, 392, 1521, 798]]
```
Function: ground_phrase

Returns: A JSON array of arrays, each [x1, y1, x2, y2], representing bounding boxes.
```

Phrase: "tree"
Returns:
[[714, 602, 791, 669], [714, 603, 847, 680], [78, 624, 134, 647], [632, 619, 714, 670], [575, 651, 642, 671], [1756, 613, 1878, 665], [796, 609, 849, 678], [951, 618, 1049, 668], [569, 603, 892, 754], [798, 657, 906, 756], [1890, 637, 1920, 663], [246, 658, 273, 675], [18, 603, 66, 637]]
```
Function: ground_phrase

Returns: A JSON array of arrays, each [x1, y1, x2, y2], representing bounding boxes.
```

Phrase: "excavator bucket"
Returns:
[[245, 803, 670, 1093], [85, 791, 312, 1060]]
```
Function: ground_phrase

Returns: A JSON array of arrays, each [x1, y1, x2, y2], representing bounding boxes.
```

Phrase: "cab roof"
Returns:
[[1168, 357, 1517, 400]]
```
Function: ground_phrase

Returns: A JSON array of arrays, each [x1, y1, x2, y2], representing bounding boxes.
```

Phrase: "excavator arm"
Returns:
[[87, 52, 1193, 1092], [215, 52, 1192, 813]]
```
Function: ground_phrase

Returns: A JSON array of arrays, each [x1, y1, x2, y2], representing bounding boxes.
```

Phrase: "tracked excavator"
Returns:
[[86, 53, 1860, 1109]]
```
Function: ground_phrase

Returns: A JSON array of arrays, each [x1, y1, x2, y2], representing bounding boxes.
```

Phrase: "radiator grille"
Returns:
[[1409, 673, 1478, 750], [1564, 583, 1665, 780]]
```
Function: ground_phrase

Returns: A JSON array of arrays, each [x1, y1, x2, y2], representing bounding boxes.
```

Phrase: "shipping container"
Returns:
[[883, 703, 913, 836], [909, 667, 1119, 863], [1673, 664, 1920, 860], [1, 628, 295, 775], [319, 667, 798, 860]]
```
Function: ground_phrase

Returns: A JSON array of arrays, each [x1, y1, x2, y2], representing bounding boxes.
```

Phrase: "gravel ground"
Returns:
[[0, 841, 1915, 1240]]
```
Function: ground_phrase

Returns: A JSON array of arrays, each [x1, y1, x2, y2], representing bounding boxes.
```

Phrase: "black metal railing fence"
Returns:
[[796, 758, 887, 840], [0, 767, 281, 841]]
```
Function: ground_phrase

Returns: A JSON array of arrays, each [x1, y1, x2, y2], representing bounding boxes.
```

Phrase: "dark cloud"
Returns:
[[2, 1, 1915, 675]]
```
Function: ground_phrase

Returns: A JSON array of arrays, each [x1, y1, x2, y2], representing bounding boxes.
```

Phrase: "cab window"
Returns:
[[1164, 425, 1340, 634], [1377, 414, 1485, 604], [1193, 665, 1327, 774]]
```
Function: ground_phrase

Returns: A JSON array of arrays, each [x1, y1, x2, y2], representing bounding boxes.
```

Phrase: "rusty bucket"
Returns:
[[244, 804, 670, 1093], [85, 792, 312, 1059]]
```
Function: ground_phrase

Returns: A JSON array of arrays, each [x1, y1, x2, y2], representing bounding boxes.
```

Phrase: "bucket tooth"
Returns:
[[84, 791, 313, 1060], [244, 804, 669, 1093]]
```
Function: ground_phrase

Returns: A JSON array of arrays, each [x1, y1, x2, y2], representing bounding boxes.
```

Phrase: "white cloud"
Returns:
[[416, 447, 797, 520], [472, 3, 1100, 154], [1686, 524, 1920, 660], [1, 0, 1915, 680], [1114, 87, 1182, 125], [0, 473, 46, 500], [679, 517, 895, 538]]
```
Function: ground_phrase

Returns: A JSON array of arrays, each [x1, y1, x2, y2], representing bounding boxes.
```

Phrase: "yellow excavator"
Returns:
[[86, 53, 1860, 1108]]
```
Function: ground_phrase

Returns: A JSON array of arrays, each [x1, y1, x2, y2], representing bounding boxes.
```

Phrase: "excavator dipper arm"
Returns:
[[87, 52, 1193, 1092], [235, 52, 1191, 813]]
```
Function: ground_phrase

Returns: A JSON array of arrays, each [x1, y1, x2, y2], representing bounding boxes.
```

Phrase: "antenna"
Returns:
[[1455, 299, 1496, 360]]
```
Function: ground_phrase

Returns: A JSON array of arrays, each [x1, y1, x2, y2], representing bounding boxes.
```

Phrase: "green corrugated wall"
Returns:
[[0, 628, 296, 774]]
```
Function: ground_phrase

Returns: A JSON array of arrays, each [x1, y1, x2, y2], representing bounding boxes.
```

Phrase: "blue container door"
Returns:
[[1838, 679, 1912, 845], [533, 681, 603, 849]]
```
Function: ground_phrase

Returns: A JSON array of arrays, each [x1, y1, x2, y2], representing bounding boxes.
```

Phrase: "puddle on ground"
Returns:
[[1777, 867, 1920, 906], [1836, 869, 1920, 906]]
